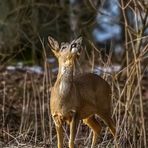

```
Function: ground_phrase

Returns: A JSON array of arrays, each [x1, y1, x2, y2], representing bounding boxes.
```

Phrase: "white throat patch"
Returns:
[[59, 66, 71, 96], [59, 81, 69, 96], [61, 66, 65, 75]]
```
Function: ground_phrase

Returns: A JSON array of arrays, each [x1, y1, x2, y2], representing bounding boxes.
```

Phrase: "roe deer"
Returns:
[[48, 36, 116, 148]]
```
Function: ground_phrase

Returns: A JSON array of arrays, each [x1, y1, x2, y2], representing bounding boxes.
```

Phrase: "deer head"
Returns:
[[48, 36, 82, 70]]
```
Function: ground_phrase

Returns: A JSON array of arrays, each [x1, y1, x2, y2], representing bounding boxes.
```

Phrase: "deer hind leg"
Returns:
[[83, 115, 102, 148], [99, 114, 116, 136]]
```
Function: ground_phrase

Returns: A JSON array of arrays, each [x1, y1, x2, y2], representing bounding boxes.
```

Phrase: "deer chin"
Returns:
[[71, 47, 78, 53]]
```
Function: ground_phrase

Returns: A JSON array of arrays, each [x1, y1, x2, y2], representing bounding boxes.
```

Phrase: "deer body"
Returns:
[[51, 73, 112, 121], [48, 36, 115, 148]]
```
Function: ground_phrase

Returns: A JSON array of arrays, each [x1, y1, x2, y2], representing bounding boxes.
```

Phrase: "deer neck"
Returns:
[[55, 64, 73, 97]]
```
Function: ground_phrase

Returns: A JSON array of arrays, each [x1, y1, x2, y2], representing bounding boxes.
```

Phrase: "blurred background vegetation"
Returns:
[[0, 0, 97, 65]]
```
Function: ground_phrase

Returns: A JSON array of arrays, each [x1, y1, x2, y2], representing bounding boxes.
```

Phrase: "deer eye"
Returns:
[[61, 46, 66, 51]]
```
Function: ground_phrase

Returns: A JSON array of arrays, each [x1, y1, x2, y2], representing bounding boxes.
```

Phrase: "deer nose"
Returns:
[[71, 43, 77, 48]]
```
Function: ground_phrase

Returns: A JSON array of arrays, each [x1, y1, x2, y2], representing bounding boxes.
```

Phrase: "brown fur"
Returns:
[[48, 36, 116, 148]]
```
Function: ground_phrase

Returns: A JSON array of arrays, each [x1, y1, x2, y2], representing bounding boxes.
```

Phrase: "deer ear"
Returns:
[[48, 36, 60, 57], [75, 37, 82, 45], [71, 37, 82, 45]]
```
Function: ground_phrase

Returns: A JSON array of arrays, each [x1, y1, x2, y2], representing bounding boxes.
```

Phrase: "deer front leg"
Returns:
[[69, 111, 78, 148], [53, 115, 63, 148], [55, 125, 63, 148]]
